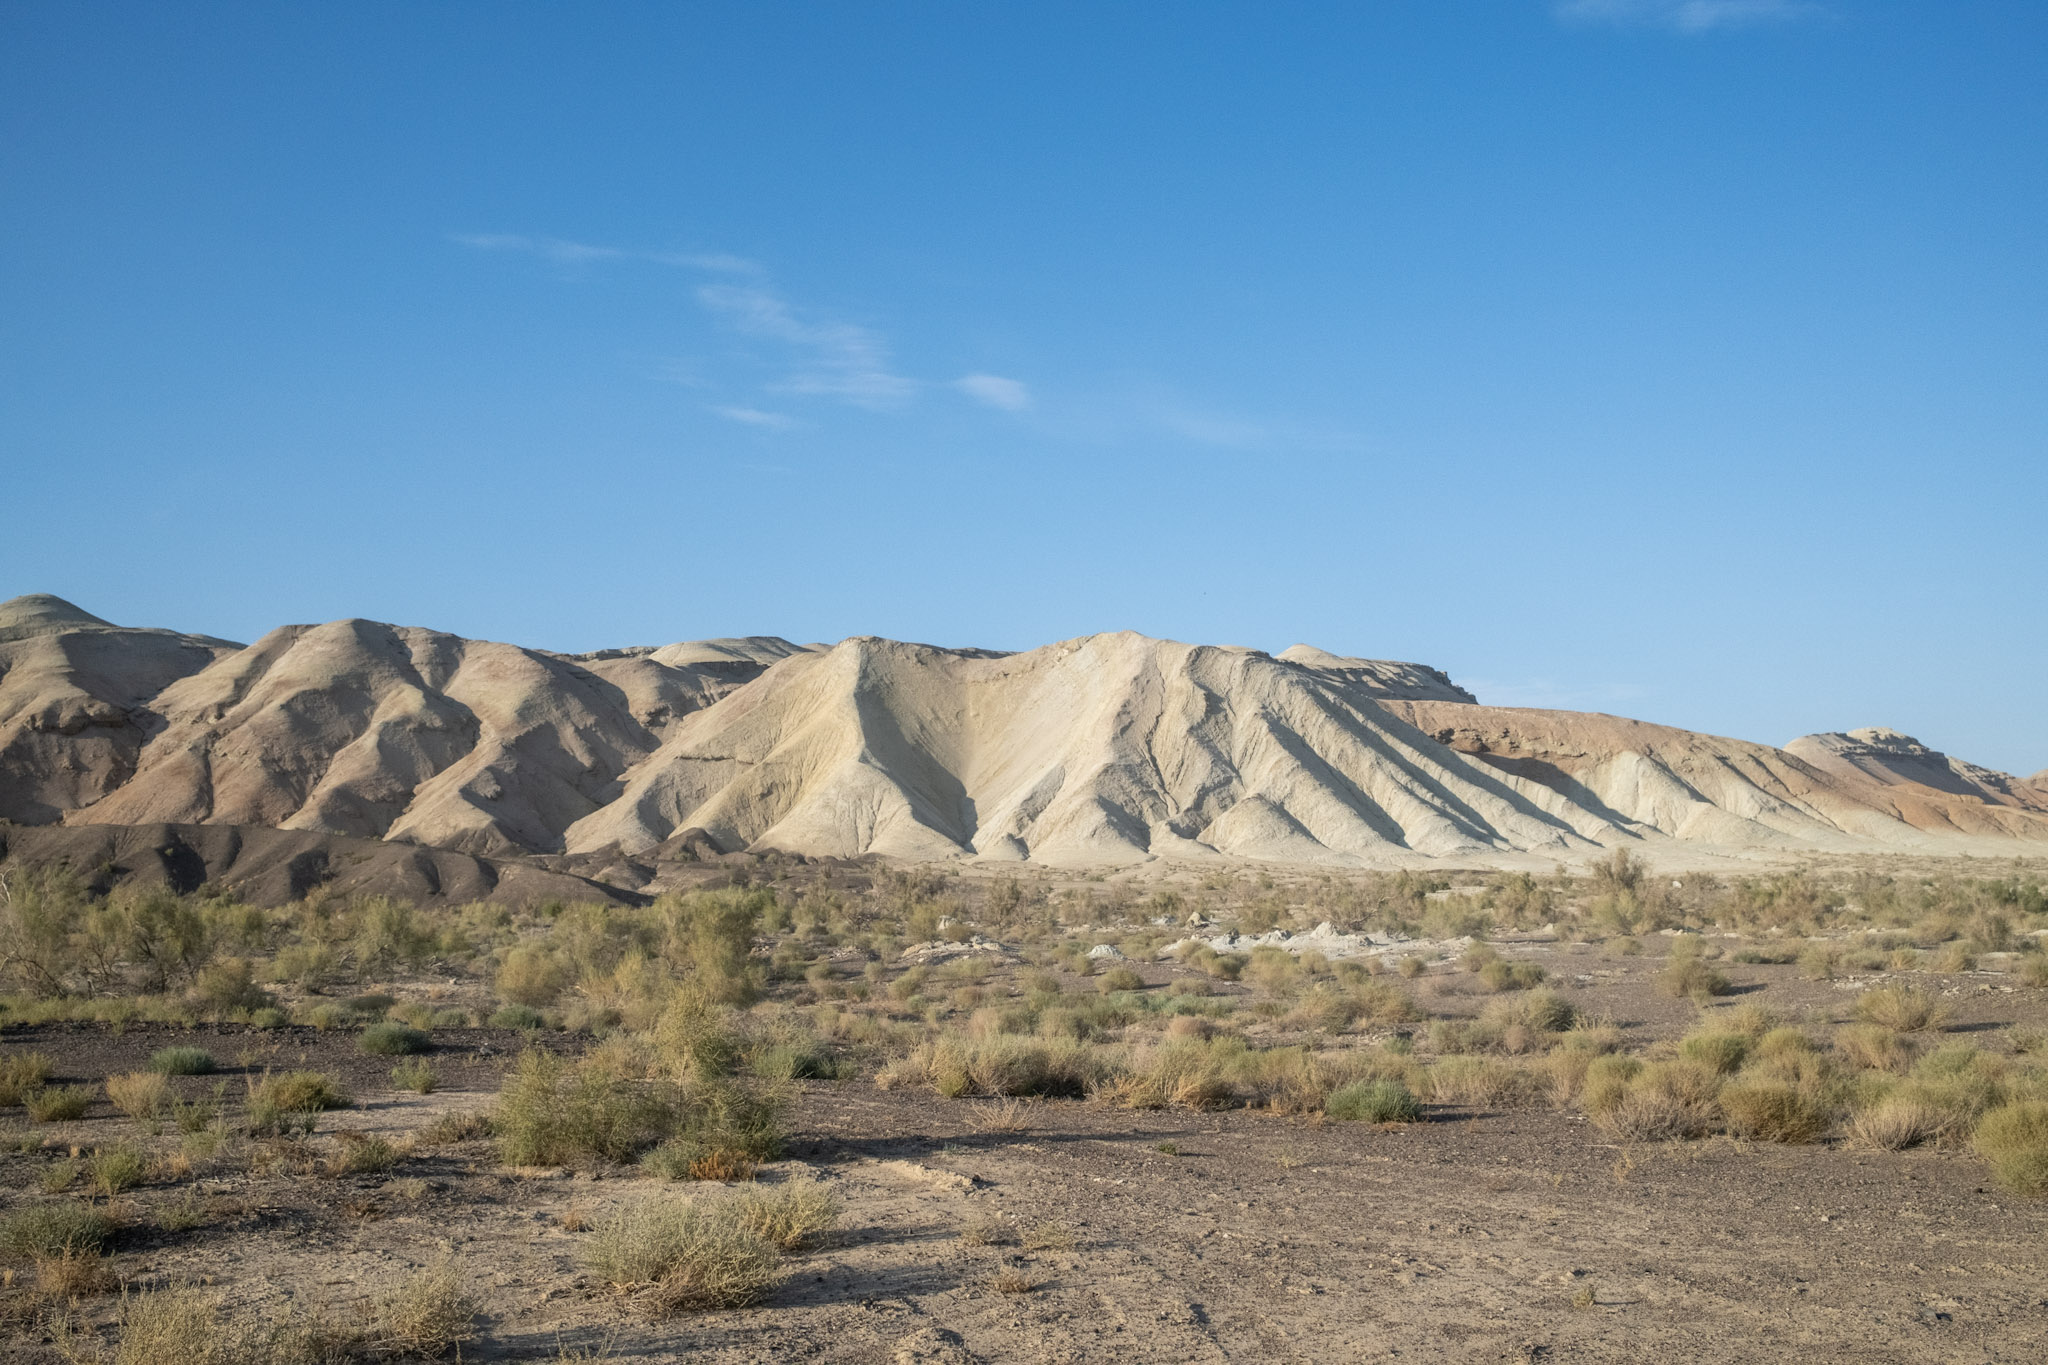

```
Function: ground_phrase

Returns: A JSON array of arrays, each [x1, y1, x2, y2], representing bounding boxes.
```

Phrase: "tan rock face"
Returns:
[[4, 594, 2043, 867], [0, 595, 239, 821]]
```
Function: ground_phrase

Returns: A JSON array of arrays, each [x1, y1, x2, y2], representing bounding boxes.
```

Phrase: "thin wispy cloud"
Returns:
[[1157, 408, 1274, 449], [457, 232, 1030, 418], [1553, 0, 1819, 32], [696, 284, 918, 409], [710, 405, 800, 430], [953, 373, 1031, 411], [452, 233, 757, 273]]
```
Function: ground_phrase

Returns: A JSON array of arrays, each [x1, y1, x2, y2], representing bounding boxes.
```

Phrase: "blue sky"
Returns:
[[3, 2, 2042, 774]]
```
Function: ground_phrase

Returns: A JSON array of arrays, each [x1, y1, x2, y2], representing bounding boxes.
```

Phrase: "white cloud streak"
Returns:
[[709, 405, 800, 430], [456, 233, 1034, 418], [451, 233, 757, 273], [696, 284, 918, 409], [953, 373, 1032, 411], [1553, 0, 1819, 32]]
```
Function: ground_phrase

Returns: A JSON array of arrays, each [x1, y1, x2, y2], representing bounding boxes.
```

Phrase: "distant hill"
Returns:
[[3, 594, 2043, 886]]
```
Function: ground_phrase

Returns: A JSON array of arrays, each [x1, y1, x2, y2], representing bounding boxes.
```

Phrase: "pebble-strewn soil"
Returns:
[[4, 946, 2046, 1363]]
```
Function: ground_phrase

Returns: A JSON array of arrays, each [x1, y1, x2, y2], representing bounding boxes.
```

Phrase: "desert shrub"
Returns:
[[641, 1081, 785, 1181], [889, 1032, 1104, 1100], [1932, 943, 1977, 973], [746, 1026, 838, 1081], [496, 943, 571, 1007], [149, 1046, 217, 1076], [1658, 947, 1731, 1001], [1754, 1025, 1817, 1059], [329, 1132, 399, 1174], [390, 1058, 438, 1093], [359, 1022, 431, 1056], [1326, 1079, 1421, 1123], [1579, 1055, 1643, 1115], [1591, 1061, 1721, 1140], [585, 1198, 784, 1314], [1854, 984, 1951, 1033], [387, 1001, 436, 1029], [106, 1071, 173, 1122], [1678, 1031, 1750, 1076], [1478, 959, 1546, 992], [1719, 1080, 1831, 1143], [248, 1071, 349, 1134], [1852, 1094, 1945, 1150], [1, 1201, 114, 1258], [376, 1251, 477, 1357], [1106, 1037, 1238, 1109], [189, 957, 274, 1013], [495, 1050, 674, 1166], [25, 1083, 92, 1122], [257, 1070, 349, 1112], [1098, 966, 1145, 993], [1479, 987, 1575, 1037], [735, 1179, 842, 1250], [0, 1050, 55, 1104], [1972, 1101, 2048, 1197], [1426, 1056, 1531, 1108], [416, 1110, 495, 1146], [649, 993, 743, 1081], [488, 1004, 546, 1030], [1835, 1024, 1919, 1073], [1882, 1045, 2011, 1139], [2018, 956, 2048, 989], [1797, 943, 1843, 980], [656, 887, 771, 1007], [88, 1142, 148, 1195]]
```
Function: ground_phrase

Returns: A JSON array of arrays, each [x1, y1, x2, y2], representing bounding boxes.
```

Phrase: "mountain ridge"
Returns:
[[2, 594, 2042, 871]]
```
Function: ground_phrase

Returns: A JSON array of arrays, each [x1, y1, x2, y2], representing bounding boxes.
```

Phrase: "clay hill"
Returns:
[[1, 593, 2043, 901]]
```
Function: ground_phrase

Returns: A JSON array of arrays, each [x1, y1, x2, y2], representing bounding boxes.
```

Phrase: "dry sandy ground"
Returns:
[[4, 973, 2046, 1365]]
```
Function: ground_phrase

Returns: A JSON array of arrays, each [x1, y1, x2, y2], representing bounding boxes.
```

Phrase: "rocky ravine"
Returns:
[[1, 593, 2043, 892]]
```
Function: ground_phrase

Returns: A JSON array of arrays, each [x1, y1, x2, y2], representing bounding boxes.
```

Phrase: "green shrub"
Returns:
[[248, 1070, 350, 1133], [24, 1084, 92, 1122], [489, 1004, 546, 1030], [106, 1071, 172, 1122], [359, 1022, 431, 1056], [1659, 952, 1732, 1001], [496, 943, 570, 1007], [1326, 1079, 1421, 1123], [88, 1142, 148, 1195], [189, 956, 274, 1013], [1478, 959, 1546, 992], [390, 1058, 438, 1093], [1852, 1093, 1944, 1150], [736, 1179, 842, 1250], [1098, 967, 1145, 994], [641, 1082, 785, 1180], [149, 1046, 217, 1076], [1719, 1081, 1831, 1143], [1591, 1061, 1721, 1141], [0, 1202, 114, 1258], [1972, 1101, 2048, 1197], [376, 1251, 477, 1356], [330, 1133, 399, 1174], [585, 1198, 784, 1314], [495, 1050, 674, 1167], [0, 1051, 56, 1104], [1854, 984, 1951, 1033], [1678, 1031, 1750, 1075]]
